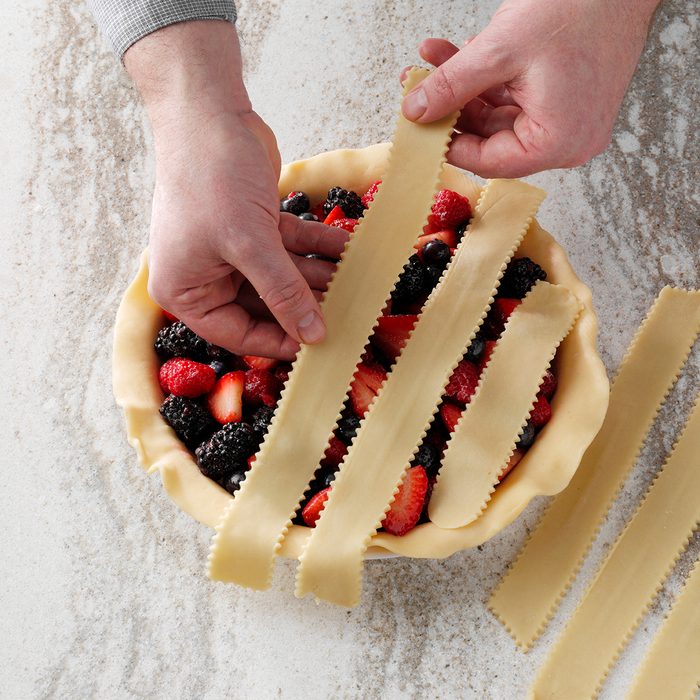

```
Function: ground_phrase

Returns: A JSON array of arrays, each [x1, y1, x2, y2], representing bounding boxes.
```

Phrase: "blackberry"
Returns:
[[464, 334, 486, 364], [195, 422, 257, 479], [336, 414, 361, 444], [412, 443, 441, 478], [323, 187, 365, 219], [222, 470, 247, 495], [322, 469, 338, 489], [455, 219, 470, 244], [500, 257, 547, 299], [392, 254, 428, 304], [421, 239, 451, 267], [424, 264, 444, 291], [516, 420, 536, 449], [298, 212, 319, 221], [159, 395, 216, 449], [206, 343, 233, 363], [251, 405, 275, 438], [155, 321, 208, 361], [280, 191, 310, 215]]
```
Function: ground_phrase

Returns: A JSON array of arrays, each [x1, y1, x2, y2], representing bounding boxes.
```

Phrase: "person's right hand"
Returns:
[[125, 21, 347, 359]]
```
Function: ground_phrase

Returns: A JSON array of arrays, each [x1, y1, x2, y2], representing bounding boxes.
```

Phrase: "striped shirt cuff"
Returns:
[[88, 0, 237, 59]]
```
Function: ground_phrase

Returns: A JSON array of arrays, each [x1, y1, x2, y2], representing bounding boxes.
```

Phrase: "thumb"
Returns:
[[403, 39, 512, 123], [242, 237, 327, 345]]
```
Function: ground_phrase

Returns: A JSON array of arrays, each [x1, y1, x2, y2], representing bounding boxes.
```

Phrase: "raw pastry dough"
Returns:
[[207, 68, 459, 588], [295, 180, 547, 605], [430, 282, 580, 529], [627, 557, 700, 700], [531, 393, 700, 699], [489, 287, 700, 648]]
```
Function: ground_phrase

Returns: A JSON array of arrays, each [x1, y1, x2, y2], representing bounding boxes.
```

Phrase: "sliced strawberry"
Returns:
[[478, 340, 498, 374], [382, 466, 429, 536], [361, 180, 381, 207], [415, 228, 457, 251], [247, 454, 257, 469], [243, 368, 281, 408], [323, 205, 345, 225], [162, 309, 178, 323], [499, 449, 525, 482], [329, 217, 359, 232], [321, 436, 348, 468], [529, 393, 552, 428], [242, 355, 279, 371], [539, 368, 557, 398], [159, 358, 217, 398], [439, 401, 463, 433], [483, 298, 521, 339], [349, 361, 388, 417], [207, 371, 245, 424], [445, 360, 480, 405], [429, 189, 472, 229], [302, 487, 331, 527], [372, 314, 418, 362]]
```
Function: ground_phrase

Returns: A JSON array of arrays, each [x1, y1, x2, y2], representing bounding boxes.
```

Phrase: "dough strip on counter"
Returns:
[[489, 287, 700, 648]]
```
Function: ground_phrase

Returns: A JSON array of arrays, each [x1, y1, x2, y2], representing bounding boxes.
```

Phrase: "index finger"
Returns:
[[279, 213, 350, 259]]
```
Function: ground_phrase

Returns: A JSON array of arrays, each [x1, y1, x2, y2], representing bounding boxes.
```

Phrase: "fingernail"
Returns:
[[403, 87, 428, 120], [297, 311, 325, 344]]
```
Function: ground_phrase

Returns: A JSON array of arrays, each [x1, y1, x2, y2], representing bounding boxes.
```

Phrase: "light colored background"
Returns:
[[1, 1, 698, 698]]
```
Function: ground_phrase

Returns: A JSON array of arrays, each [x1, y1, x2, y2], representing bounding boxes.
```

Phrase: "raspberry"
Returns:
[[243, 369, 281, 408], [529, 394, 552, 428], [429, 189, 472, 229], [159, 357, 216, 398], [539, 369, 557, 398], [445, 360, 480, 405]]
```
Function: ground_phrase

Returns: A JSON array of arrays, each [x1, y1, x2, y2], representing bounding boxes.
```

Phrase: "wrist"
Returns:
[[124, 20, 251, 147]]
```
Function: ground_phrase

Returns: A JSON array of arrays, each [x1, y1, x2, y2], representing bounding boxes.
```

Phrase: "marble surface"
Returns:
[[2, 1, 698, 698]]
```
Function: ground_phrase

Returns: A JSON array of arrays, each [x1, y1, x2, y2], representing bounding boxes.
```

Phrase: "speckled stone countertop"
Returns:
[[2, 1, 698, 698]]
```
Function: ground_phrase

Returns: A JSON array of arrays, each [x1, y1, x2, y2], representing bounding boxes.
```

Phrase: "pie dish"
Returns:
[[113, 142, 609, 560]]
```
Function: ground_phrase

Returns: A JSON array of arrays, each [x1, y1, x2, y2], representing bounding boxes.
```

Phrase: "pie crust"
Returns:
[[112, 142, 609, 560]]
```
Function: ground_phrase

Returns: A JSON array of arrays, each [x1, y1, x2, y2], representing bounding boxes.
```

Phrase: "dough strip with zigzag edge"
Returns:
[[627, 556, 700, 700], [429, 281, 581, 529], [295, 179, 546, 606], [207, 68, 458, 590], [489, 287, 700, 648], [531, 392, 700, 700]]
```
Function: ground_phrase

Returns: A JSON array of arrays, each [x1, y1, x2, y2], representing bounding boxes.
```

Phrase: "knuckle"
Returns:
[[263, 278, 308, 314], [429, 67, 459, 104]]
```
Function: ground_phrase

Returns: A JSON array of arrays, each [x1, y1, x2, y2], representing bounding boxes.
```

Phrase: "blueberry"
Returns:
[[464, 335, 486, 364], [222, 470, 247, 495], [424, 264, 444, 290], [322, 469, 338, 488], [421, 239, 451, 267], [516, 420, 536, 449], [455, 220, 471, 244], [298, 212, 319, 221], [412, 443, 441, 478], [209, 360, 227, 377], [337, 414, 361, 444], [280, 191, 310, 216]]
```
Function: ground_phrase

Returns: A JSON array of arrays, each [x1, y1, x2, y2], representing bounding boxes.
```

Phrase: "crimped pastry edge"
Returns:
[[112, 143, 609, 560]]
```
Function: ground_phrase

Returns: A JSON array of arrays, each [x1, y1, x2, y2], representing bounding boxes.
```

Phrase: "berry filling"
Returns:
[[155, 186, 557, 536]]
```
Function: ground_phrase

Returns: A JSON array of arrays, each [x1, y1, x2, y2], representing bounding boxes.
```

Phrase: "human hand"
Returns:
[[125, 21, 347, 359], [403, 0, 660, 177]]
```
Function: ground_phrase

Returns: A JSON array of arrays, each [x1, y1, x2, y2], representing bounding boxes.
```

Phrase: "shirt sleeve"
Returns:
[[87, 0, 237, 59]]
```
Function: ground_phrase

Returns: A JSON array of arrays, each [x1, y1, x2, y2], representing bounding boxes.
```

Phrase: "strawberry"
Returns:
[[361, 180, 382, 207], [372, 314, 417, 362], [274, 363, 291, 385], [321, 436, 348, 467], [478, 340, 498, 374], [445, 360, 480, 405], [323, 205, 345, 225], [162, 309, 178, 323], [415, 228, 457, 252], [382, 466, 429, 536], [439, 401, 463, 433], [302, 487, 331, 527], [539, 369, 557, 398], [529, 393, 552, 428], [207, 371, 245, 424], [484, 298, 521, 339], [329, 217, 359, 232], [349, 361, 388, 417], [242, 355, 278, 371], [243, 368, 281, 408], [159, 358, 216, 398], [247, 454, 257, 469], [429, 189, 472, 229], [499, 449, 525, 482]]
